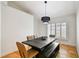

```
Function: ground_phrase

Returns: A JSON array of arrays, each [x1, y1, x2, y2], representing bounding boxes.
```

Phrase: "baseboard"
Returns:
[[60, 41, 76, 47]]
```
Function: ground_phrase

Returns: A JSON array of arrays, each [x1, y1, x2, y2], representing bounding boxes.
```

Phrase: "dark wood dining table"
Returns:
[[22, 37, 59, 58], [22, 37, 57, 51]]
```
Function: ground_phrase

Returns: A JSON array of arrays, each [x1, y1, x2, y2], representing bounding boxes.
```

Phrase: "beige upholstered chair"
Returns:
[[26, 35, 35, 50], [27, 35, 35, 40]]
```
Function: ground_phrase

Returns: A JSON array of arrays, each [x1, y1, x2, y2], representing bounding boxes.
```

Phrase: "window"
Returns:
[[61, 23, 66, 40], [51, 24, 55, 35], [56, 23, 61, 38], [47, 24, 51, 37], [47, 23, 66, 40]]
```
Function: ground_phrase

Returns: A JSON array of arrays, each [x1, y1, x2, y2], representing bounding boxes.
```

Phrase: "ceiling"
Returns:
[[9, 1, 79, 19]]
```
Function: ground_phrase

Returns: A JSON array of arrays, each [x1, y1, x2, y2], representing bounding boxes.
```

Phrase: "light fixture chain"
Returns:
[[45, 3, 47, 16], [45, 3, 46, 16]]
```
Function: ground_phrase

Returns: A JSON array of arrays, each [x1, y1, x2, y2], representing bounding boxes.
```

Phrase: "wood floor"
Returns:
[[56, 44, 78, 58], [1, 44, 79, 58]]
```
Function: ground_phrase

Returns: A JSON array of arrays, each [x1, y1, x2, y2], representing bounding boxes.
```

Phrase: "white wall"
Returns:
[[33, 17, 39, 37], [1, 4, 34, 56], [50, 14, 76, 46], [8, 1, 47, 37], [77, 8, 79, 55], [34, 14, 76, 46], [33, 14, 76, 46], [0, 2, 1, 56], [34, 17, 47, 37]]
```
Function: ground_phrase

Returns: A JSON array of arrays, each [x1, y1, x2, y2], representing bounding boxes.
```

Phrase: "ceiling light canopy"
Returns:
[[41, 1, 50, 24]]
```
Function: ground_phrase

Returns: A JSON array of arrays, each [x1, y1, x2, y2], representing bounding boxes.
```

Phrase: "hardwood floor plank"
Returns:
[[1, 44, 79, 58], [1, 51, 20, 58], [56, 44, 78, 58]]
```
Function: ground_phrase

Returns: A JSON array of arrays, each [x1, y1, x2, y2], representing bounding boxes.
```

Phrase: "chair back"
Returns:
[[16, 42, 28, 58], [27, 35, 35, 40]]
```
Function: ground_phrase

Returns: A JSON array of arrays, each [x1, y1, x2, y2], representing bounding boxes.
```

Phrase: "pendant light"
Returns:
[[41, 1, 50, 24]]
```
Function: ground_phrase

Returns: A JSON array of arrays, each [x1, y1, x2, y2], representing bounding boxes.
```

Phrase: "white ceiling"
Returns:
[[9, 1, 79, 19]]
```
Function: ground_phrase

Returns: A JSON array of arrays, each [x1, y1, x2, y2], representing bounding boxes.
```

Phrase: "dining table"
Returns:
[[22, 37, 57, 51], [22, 37, 59, 58]]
